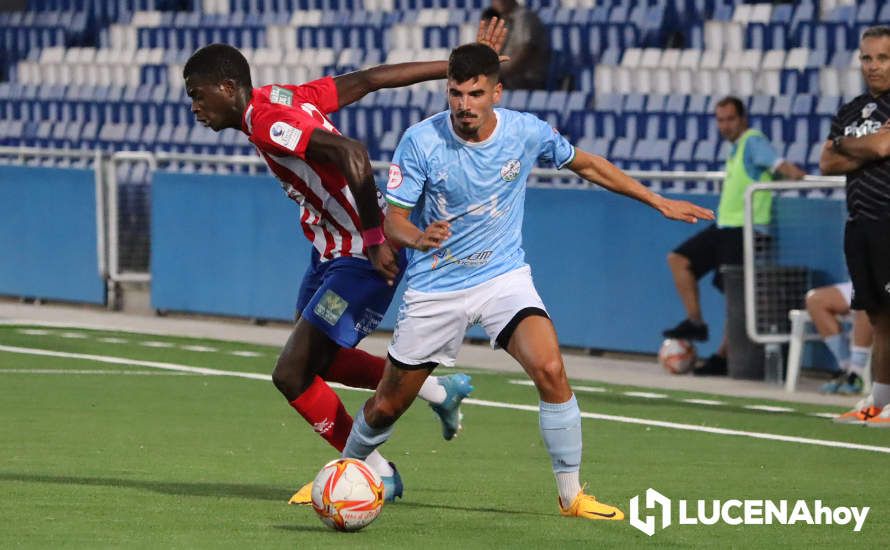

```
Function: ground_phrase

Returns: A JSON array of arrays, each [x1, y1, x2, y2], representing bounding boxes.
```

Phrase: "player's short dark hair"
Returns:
[[448, 43, 500, 84], [716, 96, 746, 118], [481, 7, 500, 20], [183, 43, 252, 89], [862, 25, 890, 41]]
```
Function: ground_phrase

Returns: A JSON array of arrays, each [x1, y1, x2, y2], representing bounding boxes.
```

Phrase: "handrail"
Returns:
[[0, 146, 100, 163], [743, 179, 846, 344], [107, 151, 157, 284]]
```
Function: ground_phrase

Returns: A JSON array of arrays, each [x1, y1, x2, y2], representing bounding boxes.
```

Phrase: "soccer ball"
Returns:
[[658, 338, 697, 374], [311, 458, 385, 532]]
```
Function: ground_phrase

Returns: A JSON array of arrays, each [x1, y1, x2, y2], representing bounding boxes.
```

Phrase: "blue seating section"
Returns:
[[0, 0, 882, 182]]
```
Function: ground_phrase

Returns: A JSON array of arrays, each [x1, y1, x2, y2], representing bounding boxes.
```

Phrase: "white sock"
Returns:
[[556, 471, 582, 508], [849, 346, 870, 376], [417, 376, 446, 404], [872, 382, 890, 409], [363, 450, 394, 477]]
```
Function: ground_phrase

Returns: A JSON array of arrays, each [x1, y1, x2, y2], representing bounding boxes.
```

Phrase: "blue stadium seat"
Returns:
[[807, 142, 823, 172], [610, 136, 634, 163], [671, 139, 694, 165], [785, 140, 808, 166], [693, 139, 718, 164], [791, 94, 814, 116], [748, 95, 773, 129], [770, 4, 794, 25], [815, 95, 840, 118]]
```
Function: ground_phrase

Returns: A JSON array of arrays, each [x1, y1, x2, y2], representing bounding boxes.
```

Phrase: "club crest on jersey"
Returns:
[[270, 121, 302, 151], [500, 159, 521, 182], [314, 290, 349, 326], [269, 86, 293, 106], [387, 164, 403, 189], [862, 102, 877, 119]]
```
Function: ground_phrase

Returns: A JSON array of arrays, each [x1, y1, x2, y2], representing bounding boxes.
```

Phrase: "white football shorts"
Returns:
[[387, 265, 547, 367], [834, 281, 853, 307]]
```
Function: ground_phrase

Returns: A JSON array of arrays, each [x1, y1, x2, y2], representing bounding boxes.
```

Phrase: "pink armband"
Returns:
[[361, 226, 386, 247]]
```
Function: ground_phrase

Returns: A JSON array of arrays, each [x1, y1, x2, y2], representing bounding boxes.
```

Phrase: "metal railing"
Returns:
[[1, 146, 732, 310], [743, 177, 846, 344], [108, 151, 156, 283], [0, 145, 108, 280]]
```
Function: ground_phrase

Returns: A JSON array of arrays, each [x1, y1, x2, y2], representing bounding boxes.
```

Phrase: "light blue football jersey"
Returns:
[[386, 108, 575, 293]]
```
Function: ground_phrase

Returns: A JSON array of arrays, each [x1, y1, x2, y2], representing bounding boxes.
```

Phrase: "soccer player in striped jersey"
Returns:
[[341, 43, 714, 520], [181, 20, 506, 501]]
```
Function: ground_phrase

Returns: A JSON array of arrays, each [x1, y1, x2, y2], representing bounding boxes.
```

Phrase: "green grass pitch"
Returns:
[[0, 324, 886, 548]]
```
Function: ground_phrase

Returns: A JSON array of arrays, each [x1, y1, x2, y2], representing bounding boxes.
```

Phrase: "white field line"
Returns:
[[509, 379, 607, 393], [141, 341, 175, 348], [180, 345, 218, 352], [1, 344, 886, 455], [623, 391, 668, 399], [16, 329, 51, 335], [0, 369, 192, 376], [744, 405, 797, 413], [681, 398, 726, 406], [8, 324, 263, 357], [230, 350, 263, 357]]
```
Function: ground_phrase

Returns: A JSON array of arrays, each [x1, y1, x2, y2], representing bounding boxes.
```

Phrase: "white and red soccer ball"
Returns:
[[311, 458, 384, 532], [658, 338, 697, 374]]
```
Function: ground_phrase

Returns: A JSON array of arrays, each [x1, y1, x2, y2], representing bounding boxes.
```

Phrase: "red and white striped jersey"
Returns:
[[241, 76, 383, 261]]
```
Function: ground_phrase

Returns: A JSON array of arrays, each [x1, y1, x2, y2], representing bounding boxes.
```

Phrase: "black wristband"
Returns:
[[833, 135, 845, 153]]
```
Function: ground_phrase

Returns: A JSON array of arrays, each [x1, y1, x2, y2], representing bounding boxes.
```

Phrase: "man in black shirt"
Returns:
[[820, 25, 890, 426]]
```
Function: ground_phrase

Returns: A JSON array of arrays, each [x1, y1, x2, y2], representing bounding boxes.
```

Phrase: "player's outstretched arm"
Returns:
[[384, 206, 451, 252], [305, 129, 399, 284], [332, 18, 507, 108], [567, 147, 715, 224]]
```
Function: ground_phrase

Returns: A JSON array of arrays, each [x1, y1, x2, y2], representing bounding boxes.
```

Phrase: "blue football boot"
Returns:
[[429, 373, 474, 441], [382, 461, 403, 502]]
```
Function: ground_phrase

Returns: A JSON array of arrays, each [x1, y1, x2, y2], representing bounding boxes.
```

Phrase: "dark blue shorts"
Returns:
[[296, 248, 405, 348]]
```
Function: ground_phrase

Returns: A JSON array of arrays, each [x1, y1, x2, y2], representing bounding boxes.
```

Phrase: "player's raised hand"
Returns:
[[366, 242, 400, 286], [413, 220, 452, 251], [477, 17, 508, 58], [656, 198, 715, 224]]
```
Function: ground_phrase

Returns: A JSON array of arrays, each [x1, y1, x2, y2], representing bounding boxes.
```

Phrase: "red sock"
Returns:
[[324, 347, 385, 390], [288, 376, 353, 452]]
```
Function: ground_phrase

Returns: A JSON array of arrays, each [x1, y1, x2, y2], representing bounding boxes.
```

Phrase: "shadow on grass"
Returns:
[[398, 500, 553, 517], [0, 472, 285, 501], [273, 524, 341, 533]]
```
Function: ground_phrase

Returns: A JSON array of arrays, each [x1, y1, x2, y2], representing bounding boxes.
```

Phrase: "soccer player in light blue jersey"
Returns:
[[342, 44, 715, 520]]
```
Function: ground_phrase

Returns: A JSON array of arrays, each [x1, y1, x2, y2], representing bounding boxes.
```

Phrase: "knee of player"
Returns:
[[271, 362, 291, 388], [272, 357, 308, 392], [804, 289, 821, 311], [667, 252, 687, 268], [366, 395, 404, 427], [533, 357, 567, 385]]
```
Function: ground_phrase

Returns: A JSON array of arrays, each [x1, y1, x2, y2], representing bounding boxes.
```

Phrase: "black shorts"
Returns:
[[673, 225, 769, 292], [844, 218, 890, 312]]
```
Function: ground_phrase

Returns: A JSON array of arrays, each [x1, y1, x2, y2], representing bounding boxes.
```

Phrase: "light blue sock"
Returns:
[[824, 333, 847, 369], [540, 395, 583, 505], [849, 346, 870, 376], [341, 405, 394, 461]]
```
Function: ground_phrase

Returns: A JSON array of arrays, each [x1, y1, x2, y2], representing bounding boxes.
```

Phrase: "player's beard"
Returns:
[[453, 111, 481, 138]]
